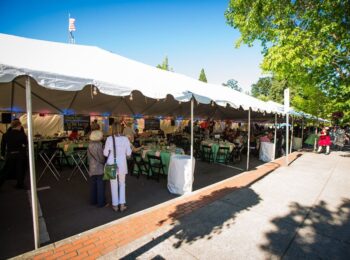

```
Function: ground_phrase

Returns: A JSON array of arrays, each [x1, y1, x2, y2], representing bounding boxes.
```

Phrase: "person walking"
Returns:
[[0, 119, 28, 189], [87, 130, 106, 207], [317, 127, 331, 155], [103, 122, 131, 212], [334, 126, 346, 151]]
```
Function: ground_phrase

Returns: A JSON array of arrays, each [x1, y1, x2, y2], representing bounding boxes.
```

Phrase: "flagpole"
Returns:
[[68, 13, 75, 44], [68, 13, 71, 43]]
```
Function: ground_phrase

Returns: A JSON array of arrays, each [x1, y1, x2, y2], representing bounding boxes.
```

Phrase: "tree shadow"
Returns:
[[260, 199, 350, 259], [120, 187, 261, 259]]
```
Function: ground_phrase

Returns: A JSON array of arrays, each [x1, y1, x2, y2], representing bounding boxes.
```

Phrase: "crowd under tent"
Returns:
[[0, 33, 295, 249]]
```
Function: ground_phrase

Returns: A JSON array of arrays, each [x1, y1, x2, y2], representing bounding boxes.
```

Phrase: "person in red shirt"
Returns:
[[317, 127, 331, 155], [69, 129, 79, 140]]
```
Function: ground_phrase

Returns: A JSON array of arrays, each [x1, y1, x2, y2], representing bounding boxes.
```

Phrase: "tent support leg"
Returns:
[[273, 113, 277, 160], [286, 113, 289, 166], [301, 118, 304, 148], [26, 76, 40, 249], [190, 98, 194, 180], [246, 109, 251, 171], [314, 119, 318, 151], [290, 116, 294, 154]]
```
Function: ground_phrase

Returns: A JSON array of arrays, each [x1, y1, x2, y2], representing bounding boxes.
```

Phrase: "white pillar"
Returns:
[[26, 77, 40, 249], [286, 113, 289, 166], [290, 116, 294, 154], [301, 118, 304, 148], [190, 98, 194, 177], [246, 109, 251, 171], [273, 113, 277, 160], [314, 119, 318, 151]]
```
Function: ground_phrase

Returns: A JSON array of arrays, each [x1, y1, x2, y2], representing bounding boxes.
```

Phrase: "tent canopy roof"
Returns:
[[0, 33, 280, 118]]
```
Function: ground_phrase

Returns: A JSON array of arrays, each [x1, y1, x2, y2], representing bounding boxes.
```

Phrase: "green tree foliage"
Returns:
[[251, 76, 286, 103], [156, 56, 172, 71], [225, 0, 350, 122], [199, 68, 208, 83], [251, 77, 271, 101], [223, 79, 242, 92], [293, 83, 331, 118]]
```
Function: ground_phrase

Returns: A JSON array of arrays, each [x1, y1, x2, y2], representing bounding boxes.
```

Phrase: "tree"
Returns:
[[292, 84, 331, 119], [251, 76, 332, 120], [223, 79, 242, 92], [199, 68, 208, 83], [225, 0, 350, 122], [251, 76, 286, 103], [156, 56, 172, 71], [251, 77, 271, 101]]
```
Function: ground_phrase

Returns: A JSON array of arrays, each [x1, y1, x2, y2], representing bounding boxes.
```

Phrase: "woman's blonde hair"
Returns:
[[112, 121, 123, 136]]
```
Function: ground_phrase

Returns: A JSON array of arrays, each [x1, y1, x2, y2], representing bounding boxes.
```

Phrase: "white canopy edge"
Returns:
[[265, 101, 330, 122], [0, 33, 279, 114]]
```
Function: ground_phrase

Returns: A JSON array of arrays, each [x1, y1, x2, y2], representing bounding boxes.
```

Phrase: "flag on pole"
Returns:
[[69, 18, 76, 32]]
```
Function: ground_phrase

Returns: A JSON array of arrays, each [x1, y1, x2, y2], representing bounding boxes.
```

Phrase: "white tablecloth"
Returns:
[[259, 142, 275, 162], [292, 137, 302, 150], [167, 155, 195, 195]]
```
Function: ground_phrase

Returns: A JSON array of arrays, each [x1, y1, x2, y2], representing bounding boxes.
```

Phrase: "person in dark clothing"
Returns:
[[0, 119, 28, 189]]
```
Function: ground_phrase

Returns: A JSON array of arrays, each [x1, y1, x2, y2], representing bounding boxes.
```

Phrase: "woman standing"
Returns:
[[104, 122, 132, 212], [87, 130, 106, 207], [317, 127, 331, 155], [334, 127, 346, 151]]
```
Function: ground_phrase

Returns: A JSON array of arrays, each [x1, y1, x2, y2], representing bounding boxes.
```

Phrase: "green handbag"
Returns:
[[103, 135, 118, 180]]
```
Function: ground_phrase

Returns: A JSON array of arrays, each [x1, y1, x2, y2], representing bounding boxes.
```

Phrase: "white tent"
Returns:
[[265, 100, 329, 122], [0, 33, 279, 116], [0, 34, 281, 249]]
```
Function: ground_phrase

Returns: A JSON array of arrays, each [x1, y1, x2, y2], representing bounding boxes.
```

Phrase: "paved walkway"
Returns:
[[17, 153, 299, 259], [102, 151, 350, 259]]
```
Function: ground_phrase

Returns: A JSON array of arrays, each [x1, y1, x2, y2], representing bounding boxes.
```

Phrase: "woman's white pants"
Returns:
[[110, 174, 126, 206]]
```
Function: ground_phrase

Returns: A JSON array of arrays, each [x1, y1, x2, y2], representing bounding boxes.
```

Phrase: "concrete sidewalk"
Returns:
[[102, 151, 350, 259]]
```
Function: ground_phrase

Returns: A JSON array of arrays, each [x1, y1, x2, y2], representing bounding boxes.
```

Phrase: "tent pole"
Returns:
[[26, 77, 40, 249], [301, 118, 304, 148], [286, 113, 289, 166], [273, 113, 277, 160], [190, 98, 194, 179], [314, 118, 318, 151], [290, 116, 294, 154], [246, 109, 251, 171]]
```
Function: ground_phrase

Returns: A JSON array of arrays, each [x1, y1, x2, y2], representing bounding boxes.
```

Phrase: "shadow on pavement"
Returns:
[[120, 187, 261, 259], [260, 199, 350, 259]]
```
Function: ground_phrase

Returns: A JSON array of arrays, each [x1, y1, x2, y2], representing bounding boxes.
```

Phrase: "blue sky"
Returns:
[[0, 0, 264, 92]]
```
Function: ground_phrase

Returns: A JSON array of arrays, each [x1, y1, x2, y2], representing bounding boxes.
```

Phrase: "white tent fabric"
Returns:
[[265, 101, 329, 122], [19, 114, 63, 136], [0, 33, 277, 115]]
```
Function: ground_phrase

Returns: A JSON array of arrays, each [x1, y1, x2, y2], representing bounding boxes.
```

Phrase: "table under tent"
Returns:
[[0, 33, 287, 254]]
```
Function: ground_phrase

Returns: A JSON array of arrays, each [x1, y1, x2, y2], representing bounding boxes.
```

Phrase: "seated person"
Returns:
[[69, 129, 79, 140], [133, 129, 141, 147], [84, 123, 91, 136], [158, 129, 165, 137], [131, 144, 144, 153], [123, 122, 135, 142], [204, 128, 210, 139], [233, 130, 244, 146], [91, 119, 100, 131], [260, 132, 273, 143], [193, 121, 200, 134]]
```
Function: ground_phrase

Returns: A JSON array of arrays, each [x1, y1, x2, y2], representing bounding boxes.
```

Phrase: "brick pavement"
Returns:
[[18, 153, 301, 260]]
